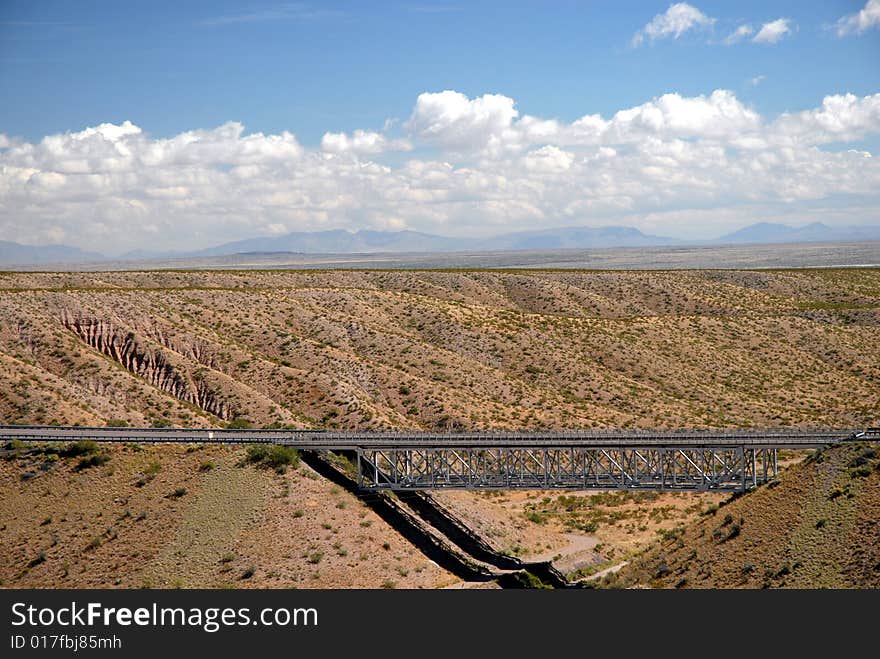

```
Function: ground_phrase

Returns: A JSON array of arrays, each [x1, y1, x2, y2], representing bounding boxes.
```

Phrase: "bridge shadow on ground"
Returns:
[[300, 450, 570, 589]]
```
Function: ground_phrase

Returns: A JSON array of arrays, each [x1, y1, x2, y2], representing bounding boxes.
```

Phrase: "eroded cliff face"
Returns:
[[60, 310, 232, 420], [137, 322, 220, 371]]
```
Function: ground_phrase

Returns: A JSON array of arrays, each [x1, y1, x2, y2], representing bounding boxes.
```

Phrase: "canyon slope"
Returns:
[[2, 269, 878, 430], [606, 441, 880, 589], [1, 268, 878, 588]]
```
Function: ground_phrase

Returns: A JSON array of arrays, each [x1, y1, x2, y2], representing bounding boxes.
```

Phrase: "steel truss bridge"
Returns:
[[1, 425, 876, 492]]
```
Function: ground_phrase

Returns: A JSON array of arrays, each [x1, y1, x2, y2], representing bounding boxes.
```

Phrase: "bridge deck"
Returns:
[[0, 425, 866, 450], [3, 425, 876, 491]]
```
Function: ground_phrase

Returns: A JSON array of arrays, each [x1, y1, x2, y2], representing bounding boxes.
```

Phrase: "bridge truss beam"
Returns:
[[357, 446, 778, 491]]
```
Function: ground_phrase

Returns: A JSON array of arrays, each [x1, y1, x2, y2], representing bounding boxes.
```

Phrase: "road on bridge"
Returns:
[[3, 425, 874, 491], [0, 425, 872, 450]]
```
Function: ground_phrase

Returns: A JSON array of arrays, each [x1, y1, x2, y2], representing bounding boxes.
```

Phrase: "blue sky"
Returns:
[[1, 1, 879, 252], [2, 1, 878, 143]]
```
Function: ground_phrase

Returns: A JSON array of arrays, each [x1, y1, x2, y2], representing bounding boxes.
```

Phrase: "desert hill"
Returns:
[[0, 441, 453, 589], [1, 269, 877, 430], [0, 268, 878, 588], [606, 441, 880, 589]]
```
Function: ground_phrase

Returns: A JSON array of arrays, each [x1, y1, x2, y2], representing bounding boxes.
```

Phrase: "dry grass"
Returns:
[[433, 488, 725, 577], [605, 442, 880, 589], [1, 269, 877, 431], [1, 268, 877, 588], [0, 443, 450, 589]]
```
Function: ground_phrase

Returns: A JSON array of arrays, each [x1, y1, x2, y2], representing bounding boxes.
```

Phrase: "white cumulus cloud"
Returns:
[[772, 93, 880, 145], [521, 145, 575, 172], [405, 90, 520, 153], [724, 24, 754, 45], [603, 90, 761, 142], [2, 89, 880, 253], [631, 2, 715, 46], [835, 0, 880, 36], [321, 129, 411, 155], [753, 18, 793, 44]]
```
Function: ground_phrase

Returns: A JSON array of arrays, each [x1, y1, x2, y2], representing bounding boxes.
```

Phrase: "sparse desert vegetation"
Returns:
[[1, 269, 877, 431], [0, 268, 878, 588], [0, 441, 449, 588], [606, 442, 880, 589]]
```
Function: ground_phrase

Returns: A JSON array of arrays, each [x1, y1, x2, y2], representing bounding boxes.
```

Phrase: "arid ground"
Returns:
[[1, 268, 878, 588]]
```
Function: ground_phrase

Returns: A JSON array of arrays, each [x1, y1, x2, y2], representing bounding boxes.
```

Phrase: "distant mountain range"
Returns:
[[474, 225, 681, 251], [2, 222, 879, 266], [191, 229, 463, 256], [192, 225, 681, 256], [0, 240, 104, 265], [158, 222, 880, 256], [716, 222, 880, 244]]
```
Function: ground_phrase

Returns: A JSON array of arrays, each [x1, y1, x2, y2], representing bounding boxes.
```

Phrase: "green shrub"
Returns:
[[849, 465, 872, 478], [75, 453, 110, 471], [105, 419, 129, 427], [512, 571, 554, 589], [5, 439, 24, 451], [524, 510, 547, 524], [245, 445, 269, 463], [713, 519, 742, 542], [660, 526, 684, 542], [198, 461, 215, 472], [135, 461, 161, 487], [40, 454, 59, 470], [61, 441, 99, 457], [848, 448, 876, 469], [244, 444, 299, 473], [226, 418, 252, 429]]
